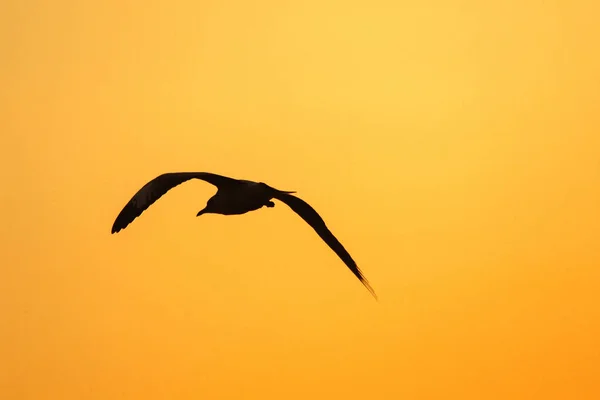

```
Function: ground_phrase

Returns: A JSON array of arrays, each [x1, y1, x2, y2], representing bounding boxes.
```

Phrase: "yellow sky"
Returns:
[[2, 0, 599, 399]]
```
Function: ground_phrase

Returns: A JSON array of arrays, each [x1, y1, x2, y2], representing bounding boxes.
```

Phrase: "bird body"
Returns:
[[197, 181, 292, 216], [111, 172, 376, 298]]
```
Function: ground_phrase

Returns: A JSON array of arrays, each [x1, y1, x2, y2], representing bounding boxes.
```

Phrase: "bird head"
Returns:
[[196, 198, 216, 216]]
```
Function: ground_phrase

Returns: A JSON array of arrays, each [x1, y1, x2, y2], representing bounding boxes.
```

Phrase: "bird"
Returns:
[[111, 172, 376, 298]]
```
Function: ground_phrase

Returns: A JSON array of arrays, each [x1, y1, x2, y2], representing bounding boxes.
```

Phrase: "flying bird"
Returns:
[[111, 172, 376, 298]]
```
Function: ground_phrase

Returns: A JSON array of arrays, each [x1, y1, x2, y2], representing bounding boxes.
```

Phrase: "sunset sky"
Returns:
[[2, 1, 599, 399]]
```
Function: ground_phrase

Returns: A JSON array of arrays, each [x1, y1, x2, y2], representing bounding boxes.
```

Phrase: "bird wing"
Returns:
[[273, 192, 377, 299], [111, 172, 239, 234]]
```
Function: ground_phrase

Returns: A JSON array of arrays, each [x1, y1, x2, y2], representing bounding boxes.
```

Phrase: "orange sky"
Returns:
[[2, 1, 599, 399]]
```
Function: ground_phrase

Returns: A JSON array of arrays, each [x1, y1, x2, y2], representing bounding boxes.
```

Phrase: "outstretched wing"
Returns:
[[111, 172, 239, 234], [273, 192, 377, 299]]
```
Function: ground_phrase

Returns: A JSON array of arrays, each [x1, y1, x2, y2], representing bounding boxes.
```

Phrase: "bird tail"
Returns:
[[268, 185, 296, 195]]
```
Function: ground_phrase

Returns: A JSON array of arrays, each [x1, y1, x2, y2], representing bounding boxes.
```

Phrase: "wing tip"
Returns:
[[111, 216, 131, 234], [111, 224, 122, 234], [111, 206, 142, 235], [361, 279, 378, 301]]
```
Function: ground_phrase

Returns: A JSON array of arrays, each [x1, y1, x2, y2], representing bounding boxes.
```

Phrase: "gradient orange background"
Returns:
[[2, 1, 599, 399]]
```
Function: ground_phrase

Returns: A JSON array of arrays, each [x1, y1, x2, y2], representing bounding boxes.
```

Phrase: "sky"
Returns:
[[1, 0, 599, 399]]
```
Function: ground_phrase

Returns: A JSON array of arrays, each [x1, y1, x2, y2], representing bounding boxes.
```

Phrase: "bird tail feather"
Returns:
[[268, 186, 296, 195]]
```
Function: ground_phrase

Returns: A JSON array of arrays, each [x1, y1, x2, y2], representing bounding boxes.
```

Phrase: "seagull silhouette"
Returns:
[[111, 172, 376, 298]]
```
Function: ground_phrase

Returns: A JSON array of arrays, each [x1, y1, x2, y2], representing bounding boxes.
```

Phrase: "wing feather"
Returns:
[[273, 192, 377, 298], [111, 172, 238, 233]]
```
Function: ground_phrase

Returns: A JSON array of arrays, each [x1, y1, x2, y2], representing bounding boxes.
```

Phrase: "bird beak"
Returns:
[[196, 208, 206, 217]]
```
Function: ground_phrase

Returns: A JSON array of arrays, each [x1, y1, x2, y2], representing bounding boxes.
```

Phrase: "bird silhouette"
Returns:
[[111, 172, 376, 298]]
